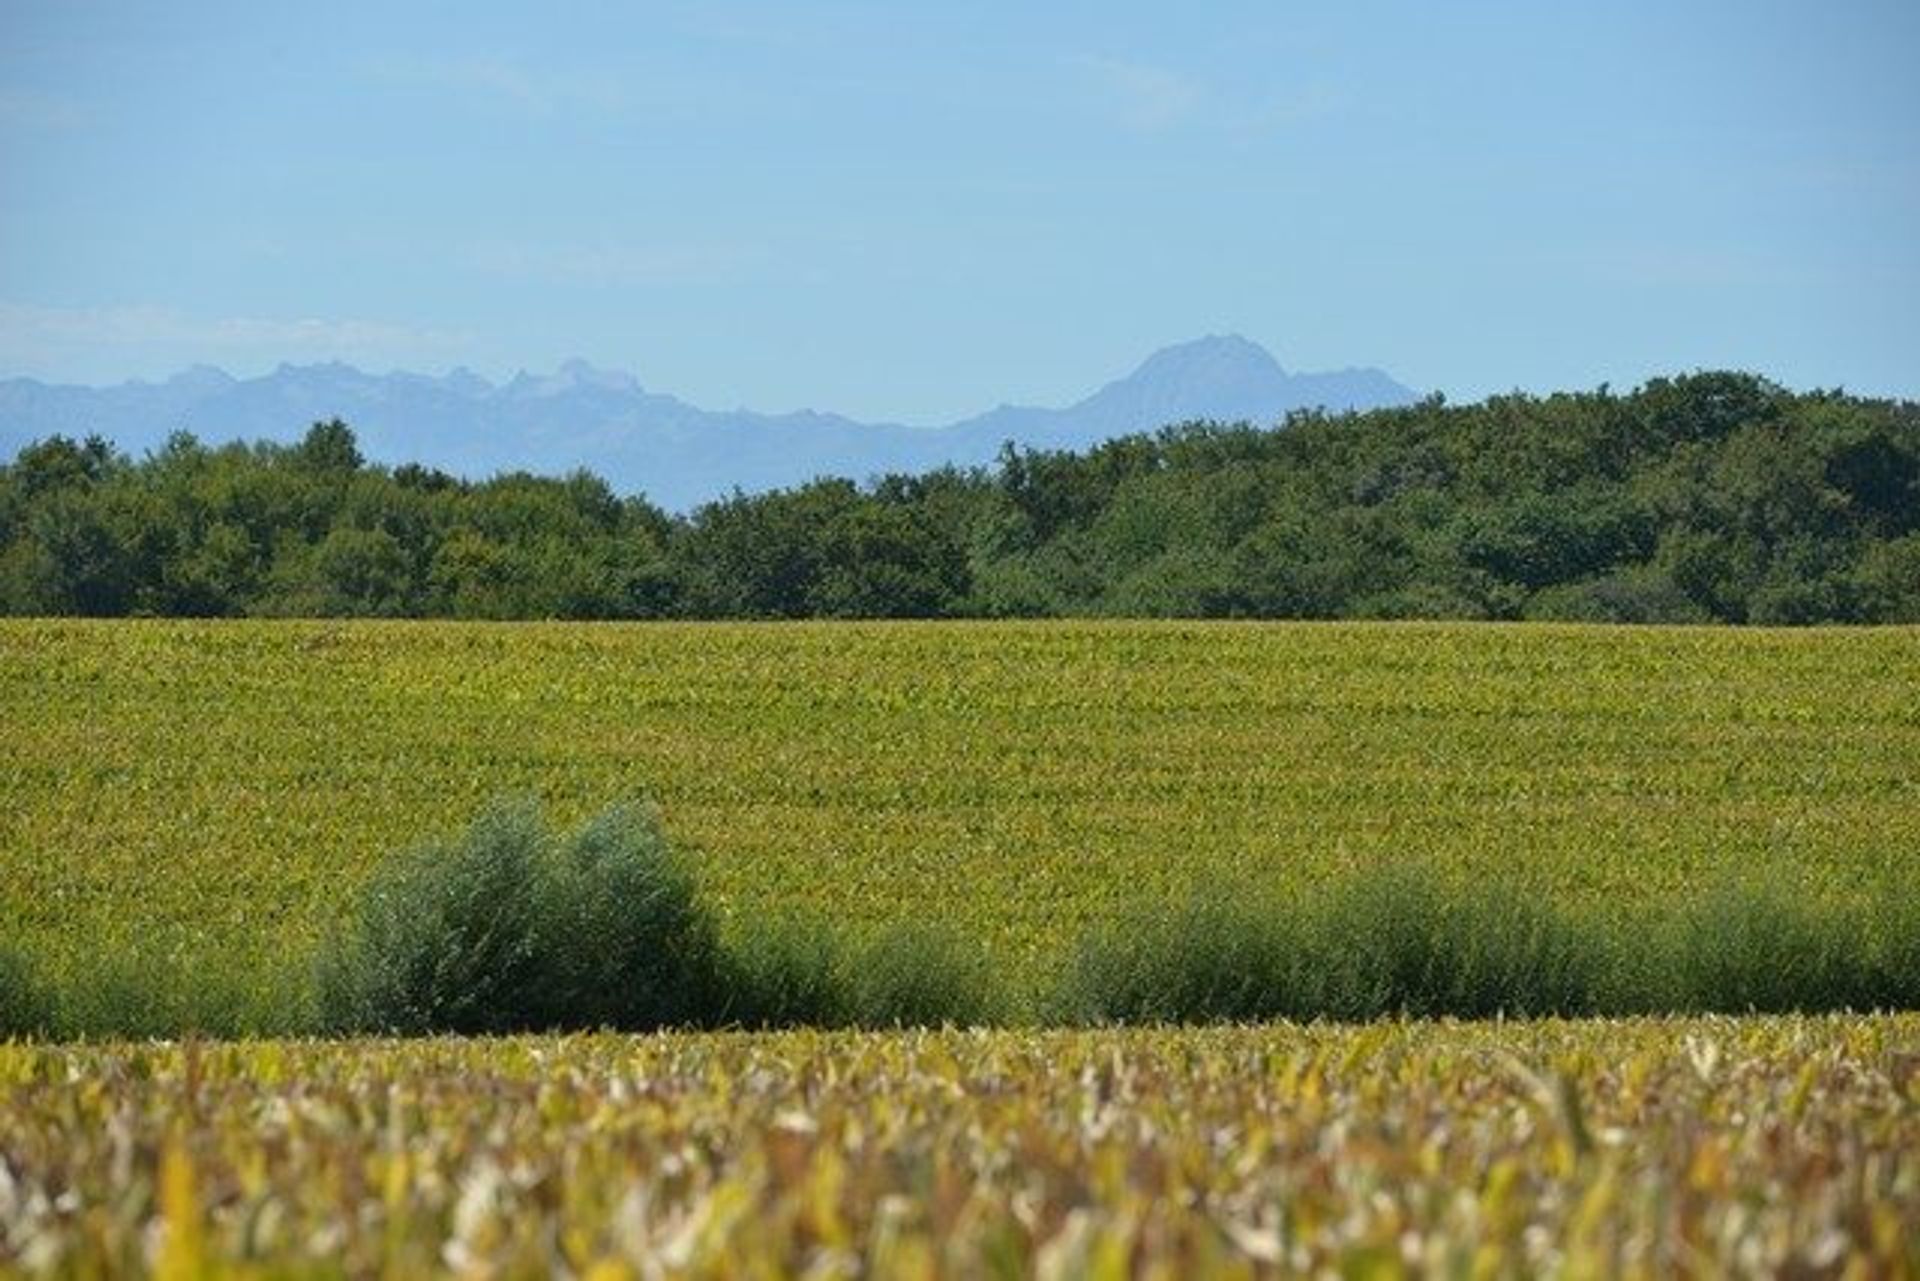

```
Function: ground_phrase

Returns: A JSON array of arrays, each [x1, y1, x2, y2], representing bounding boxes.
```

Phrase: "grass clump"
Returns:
[[317, 799, 721, 1035], [846, 923, 1002, 1028], [1867, 890, 1920, 1011], [1056, 892, 1310, 1025], [1060, 867, 1606, 1025], [1658, 880, 1884, 1014], [1312, 866, 1603, 1020], [718, 916, 1002, 1029], [0, 944, 53, 1039], [721, 913, 853, 1029], [49, 948, 297, 1041]]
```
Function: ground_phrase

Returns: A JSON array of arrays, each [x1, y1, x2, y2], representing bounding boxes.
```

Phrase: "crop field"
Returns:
[[4, 620, 1919, 1273], [1, 1016, 1916, 1275], [3, 618, 1918, 992]]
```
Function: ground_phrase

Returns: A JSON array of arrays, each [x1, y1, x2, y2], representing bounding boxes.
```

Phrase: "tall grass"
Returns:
[[720, 913, 853, 1029], [1654, 879, 1915, 1015], [0, 944, 52, 1039], [1054, 892, 1309, 1025], [1058, 867, 1606, 1025], [846, 923, 1003, 1028], [1311, 866, 1605, 1020], [720, 915, 1005, 1029], [49, 945, 307, 1041], [1058, 864, 1920, 1026], [10, 794, 1917, 1037], [1868, 891, 1920, 1011]]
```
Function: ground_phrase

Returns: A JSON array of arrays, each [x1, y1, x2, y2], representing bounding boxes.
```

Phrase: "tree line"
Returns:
[[2, 371, 1915, 623]]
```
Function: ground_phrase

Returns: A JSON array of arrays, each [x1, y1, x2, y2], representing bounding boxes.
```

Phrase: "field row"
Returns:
[[1, 1017, 1914, 1275]]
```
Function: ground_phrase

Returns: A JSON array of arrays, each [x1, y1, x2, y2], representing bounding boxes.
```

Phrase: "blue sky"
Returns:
[[1, 1, 1914, 421]]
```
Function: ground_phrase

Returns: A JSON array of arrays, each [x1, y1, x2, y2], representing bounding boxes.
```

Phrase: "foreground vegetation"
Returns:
[[4, 796, 1915, 1038], [3, 619, 1916, 1024], [5, 371, 1917, 623], [1, 1018, 1914, 1275]]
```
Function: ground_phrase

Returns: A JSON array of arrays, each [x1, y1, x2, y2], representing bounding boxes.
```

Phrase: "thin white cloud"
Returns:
[[466, 240, 759, 288], [365, 53, 627, 117], [0, 302, 470, 380], [1237, 83, 1347, 133], [0, 86, 89, 130], [1069, 55, 1345, 139], [1072, 54, 1202, 131]]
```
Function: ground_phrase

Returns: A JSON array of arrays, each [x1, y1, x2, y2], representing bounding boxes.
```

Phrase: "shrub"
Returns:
[[317, 802, 555, 1035], [1664, 882, 1876, 1014], [719, 913, 853, 1029], [536, 801, 721, 1031], [1056, 893, 1310, 1025], [0, 945, 52, 1039], [848, 923, 1001, 1028], [317, 798, 727, 1036]]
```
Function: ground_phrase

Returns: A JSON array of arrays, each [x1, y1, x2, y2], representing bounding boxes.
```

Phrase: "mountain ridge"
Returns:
[[0, 335, 1417, 509]]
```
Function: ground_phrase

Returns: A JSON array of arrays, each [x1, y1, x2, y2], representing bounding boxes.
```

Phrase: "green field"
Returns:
[[3, 618, 1916, 985]]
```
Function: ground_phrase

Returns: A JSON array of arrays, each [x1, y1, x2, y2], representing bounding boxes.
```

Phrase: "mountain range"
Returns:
[[0, 335, 1417, 510]]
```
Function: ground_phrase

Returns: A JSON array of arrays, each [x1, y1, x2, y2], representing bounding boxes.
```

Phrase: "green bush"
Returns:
[[0, 945, 52, 1039], [317, 802, 554, 1035], [1059, 868, 1606, 1025], [536, 801, 722, 1031], [1663, 882, 1876, 1014], [848, 923, 1001, 1028], [1056, 893, 1310, 1025], [317, 799, 722, 1035], [719, 913, 854, 1029]]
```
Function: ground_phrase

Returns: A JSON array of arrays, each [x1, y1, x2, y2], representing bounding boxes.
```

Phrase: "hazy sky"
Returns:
[[1, 2, 1915, 421]]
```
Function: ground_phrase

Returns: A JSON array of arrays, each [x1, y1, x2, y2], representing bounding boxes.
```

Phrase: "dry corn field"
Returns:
[[1, 1018, 1916, 1276]]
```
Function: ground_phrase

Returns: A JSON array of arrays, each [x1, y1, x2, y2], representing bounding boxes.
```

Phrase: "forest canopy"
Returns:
[[3, 372, 1915, 624]]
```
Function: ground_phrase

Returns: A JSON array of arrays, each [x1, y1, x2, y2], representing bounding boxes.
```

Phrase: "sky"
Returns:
[[0, 1, 1915, 423]]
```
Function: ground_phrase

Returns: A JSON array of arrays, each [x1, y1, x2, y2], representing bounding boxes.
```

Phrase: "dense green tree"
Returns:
[[3, 375, 1916, 623]]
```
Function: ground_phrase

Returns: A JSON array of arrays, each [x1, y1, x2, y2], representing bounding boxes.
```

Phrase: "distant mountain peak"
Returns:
[[0, 336, 1418, 509], [1130, 332, 1289, 380], [1066, 333, 1310, 428], [165, 364, 235, 393], [556, 357, 640, 389], [442, 366, 494, 397], [505, 359, 642, 399]]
